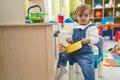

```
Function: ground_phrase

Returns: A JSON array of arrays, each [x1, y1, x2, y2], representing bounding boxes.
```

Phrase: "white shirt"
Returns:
[[66, 22, 99, 46]]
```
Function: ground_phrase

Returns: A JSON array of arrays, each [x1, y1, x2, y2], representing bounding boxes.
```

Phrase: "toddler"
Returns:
[[57, 4, 99, 80]]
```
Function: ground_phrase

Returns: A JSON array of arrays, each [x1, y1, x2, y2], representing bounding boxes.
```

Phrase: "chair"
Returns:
[[68, 36, 104, 80], [101, 18, 114, 40]]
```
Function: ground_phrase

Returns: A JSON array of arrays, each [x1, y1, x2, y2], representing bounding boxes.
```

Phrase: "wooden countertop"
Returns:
[[0, 23, 53, 27]]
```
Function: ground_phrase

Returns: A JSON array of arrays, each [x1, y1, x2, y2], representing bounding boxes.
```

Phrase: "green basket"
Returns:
[[29, 12, 46, 23]]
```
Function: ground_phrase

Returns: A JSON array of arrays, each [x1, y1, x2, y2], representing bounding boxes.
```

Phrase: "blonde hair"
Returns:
[[74, 4, 91, 18]]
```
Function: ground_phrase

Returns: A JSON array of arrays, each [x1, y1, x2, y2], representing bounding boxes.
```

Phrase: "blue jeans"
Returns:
[[58, 51, 95, 80]]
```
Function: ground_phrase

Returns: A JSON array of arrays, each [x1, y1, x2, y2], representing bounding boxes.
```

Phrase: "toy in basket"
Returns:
[[25, 5, 46, 23], [65, 41, 82, 53], [29, 12, 46, 23]]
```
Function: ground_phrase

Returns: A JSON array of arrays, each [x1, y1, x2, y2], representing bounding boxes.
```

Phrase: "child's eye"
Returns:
[[79, 14, 82, 17], [85, 14, 88, 17]]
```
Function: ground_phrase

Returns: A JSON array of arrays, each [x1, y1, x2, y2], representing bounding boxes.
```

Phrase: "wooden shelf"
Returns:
[[92, 8, 103, 10], [114, 17, 120, 18], [104, 17, 113, 18], [115, 7, 120, 8], [85, 0, 120, 23], [94, 17, 103, 19], [104, 7, 114, 9]]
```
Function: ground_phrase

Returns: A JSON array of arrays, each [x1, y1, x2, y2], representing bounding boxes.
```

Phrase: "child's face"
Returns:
[[76, 9, 91, 25]]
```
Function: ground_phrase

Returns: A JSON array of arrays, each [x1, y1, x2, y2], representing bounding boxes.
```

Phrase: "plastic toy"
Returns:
[[105, 0, 114, 8], [109, 40, 120, 56], [115, 11, 120, 17], [65, 41, 82, 53], [98, 23, 120, 35], [58, 40, 82, 54], [109, 0, 114, 7], [95, 11, 102, 17], [58, 16, 64, 23], [64, 18, 74, 23], [29, 12, 45, 23], [104, 22, 113, 30], [105, 3, 110, 8], [115, 31, 120, 41], [94, 1, 102, 7]]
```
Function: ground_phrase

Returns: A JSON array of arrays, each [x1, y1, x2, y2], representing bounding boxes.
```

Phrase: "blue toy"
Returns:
[[64, 18, 74, 23]]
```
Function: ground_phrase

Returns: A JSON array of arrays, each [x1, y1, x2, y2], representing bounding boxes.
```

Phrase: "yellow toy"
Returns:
[[59, 40, 82, 53], [65, 41, 82, 53]]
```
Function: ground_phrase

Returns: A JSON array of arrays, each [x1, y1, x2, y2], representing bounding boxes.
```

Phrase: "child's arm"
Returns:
[[86, 25, 99, 45]]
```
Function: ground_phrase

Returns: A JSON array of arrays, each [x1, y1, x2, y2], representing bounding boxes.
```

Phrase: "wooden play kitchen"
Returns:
[[0, 24, 56, 80]]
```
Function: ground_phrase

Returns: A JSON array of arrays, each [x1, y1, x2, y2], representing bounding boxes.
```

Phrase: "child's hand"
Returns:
[[81, 38, 90, 44], [59, 43, 64, 52], [67, 38, 73, 44]]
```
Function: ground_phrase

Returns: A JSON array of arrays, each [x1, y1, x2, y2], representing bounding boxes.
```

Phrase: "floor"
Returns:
[[57, 37, 120, 80], [60, 66, 120, 80], [100, 38, 120, 80]]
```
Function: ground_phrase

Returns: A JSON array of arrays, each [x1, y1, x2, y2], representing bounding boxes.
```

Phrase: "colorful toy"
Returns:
[[95, 11, 102, 17], [29, 12, 45, 23], [25, 5, 46, 23], [108, 40, 120, 56], [104, 22, 113, 30]]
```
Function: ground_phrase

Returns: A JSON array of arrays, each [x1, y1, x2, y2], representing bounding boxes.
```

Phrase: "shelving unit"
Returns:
[[85, 0, 120, 23]]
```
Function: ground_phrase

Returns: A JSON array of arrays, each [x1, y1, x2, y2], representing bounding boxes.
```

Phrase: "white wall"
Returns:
[[43, 0, 52, 20], [29, 0, 43, 12], [0, 0, 25, 24]]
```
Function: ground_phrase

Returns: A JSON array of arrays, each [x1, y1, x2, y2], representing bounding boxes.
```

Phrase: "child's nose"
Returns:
[[81, 16, 85, 19]]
